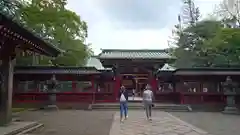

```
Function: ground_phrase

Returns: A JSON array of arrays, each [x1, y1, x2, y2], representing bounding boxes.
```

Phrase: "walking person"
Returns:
[[143, 84, 154, 121], [132, 88, 135, 100], [119, 85, 128, 122]]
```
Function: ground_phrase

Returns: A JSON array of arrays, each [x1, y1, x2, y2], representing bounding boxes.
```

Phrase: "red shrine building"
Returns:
[[13, 49, 173, 105], [98, 49, 174, 98], [13, 49, 240, 109]]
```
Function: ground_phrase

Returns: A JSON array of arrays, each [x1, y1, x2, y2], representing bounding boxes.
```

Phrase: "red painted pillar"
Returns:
[[70, 75, 76, 92], [114, 76, 121, 102], [181, 94, 184, 104], [91, 75, 96, 103], [72, 81, 77, 92], [150, 77, 158, 93], [91, 75, 95, 92]]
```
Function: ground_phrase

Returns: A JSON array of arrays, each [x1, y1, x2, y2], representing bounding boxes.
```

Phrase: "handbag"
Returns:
[[151, 103, 155, 107]]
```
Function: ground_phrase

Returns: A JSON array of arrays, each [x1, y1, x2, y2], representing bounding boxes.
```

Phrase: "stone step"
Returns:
[[91, 103, 192, 112], [1, 122, 43, 135], [15, 123, 43, 135]]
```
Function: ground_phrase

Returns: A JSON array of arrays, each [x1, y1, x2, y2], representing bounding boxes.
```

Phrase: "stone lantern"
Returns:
[[46, 74, 58, 110], [222, 76, 239, 114]]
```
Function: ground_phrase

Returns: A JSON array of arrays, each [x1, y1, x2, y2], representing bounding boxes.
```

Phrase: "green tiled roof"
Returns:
[[86, 57, 105, 70], [98, 49, 173, 59]]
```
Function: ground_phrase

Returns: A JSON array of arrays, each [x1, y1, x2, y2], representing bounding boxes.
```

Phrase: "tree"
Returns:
[[172, 0, 201, 68], [202, 28, 240, 67], [172, 0, 240, 68], [0, 0, 23, 17], [216, 0, 240, 27], [180, 0, 200, 27], [173, 20, 223, 67], [12, 0, 91, 66]]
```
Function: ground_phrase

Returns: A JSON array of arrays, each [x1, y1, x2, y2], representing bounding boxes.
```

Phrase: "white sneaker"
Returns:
[[120, 118, 124, 122]]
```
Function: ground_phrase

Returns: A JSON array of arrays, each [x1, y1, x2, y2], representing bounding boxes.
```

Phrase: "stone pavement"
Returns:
[[0, 121, 40, 135], [109, 111, 212, 135], [18, 110, 115, 135], [171, 112, 240, 135]]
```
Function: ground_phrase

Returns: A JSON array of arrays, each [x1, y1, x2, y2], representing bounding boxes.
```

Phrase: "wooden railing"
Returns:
[[94, 92, 115, 102], [13, 92, 115, 103], [155, 92, 181, 103], [15, 91, 240, 105], [180, 92, 225, 104], [155, 92, 227, 105]]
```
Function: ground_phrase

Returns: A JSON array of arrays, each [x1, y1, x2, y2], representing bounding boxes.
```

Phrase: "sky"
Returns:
[[66, 0, 222, 55]]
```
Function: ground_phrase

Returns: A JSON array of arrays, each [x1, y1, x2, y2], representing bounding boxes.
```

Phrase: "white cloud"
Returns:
[[66, 0, 222, 55]]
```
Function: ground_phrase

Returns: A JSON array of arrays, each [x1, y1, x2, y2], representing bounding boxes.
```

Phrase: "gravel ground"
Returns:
[[170, 112, 240, 135], [18, 110, 116, 135]]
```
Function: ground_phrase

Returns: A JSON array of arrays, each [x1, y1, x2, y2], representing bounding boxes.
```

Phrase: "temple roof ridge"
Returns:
[[100, 49, 167, 52], [159, 63, 176, 71], [98, 49, 173, 59]]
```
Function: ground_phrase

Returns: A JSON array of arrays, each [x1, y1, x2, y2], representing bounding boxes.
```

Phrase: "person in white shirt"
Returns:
[[119, 85, 128, 122], [142, 84, 154, 120]]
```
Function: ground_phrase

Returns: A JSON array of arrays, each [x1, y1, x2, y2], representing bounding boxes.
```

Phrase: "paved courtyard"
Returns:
[[110, 111, 211, 135], [16, 110, 240, 135], [18, 110, 115, 135], [171, 112, 240, 135]]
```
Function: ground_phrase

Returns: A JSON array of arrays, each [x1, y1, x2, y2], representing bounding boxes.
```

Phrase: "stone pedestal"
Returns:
[[44, 90, 58, 111], [49, 89, 56, 105], [45, 80, 59, 111], [222, 92, 239, 115], [222, 106, 239, 114], [0, 58, 14, 126]]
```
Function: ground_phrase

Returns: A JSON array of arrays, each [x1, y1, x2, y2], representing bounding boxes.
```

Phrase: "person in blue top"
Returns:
[[119, 85, 128, 122]]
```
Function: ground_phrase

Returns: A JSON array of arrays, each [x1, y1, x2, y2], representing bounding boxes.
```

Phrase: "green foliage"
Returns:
[[2, 0, 92, 66], [173, 19, 240, 68], [0, 0, 23, 17], [172, 0, 201, 68], [172, 0, 240, 68], [202, 28, 240, 67]]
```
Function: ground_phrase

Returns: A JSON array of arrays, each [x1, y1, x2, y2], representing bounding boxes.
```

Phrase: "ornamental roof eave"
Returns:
[[0, 11, 62, 57], [14, 66, 101, 75]]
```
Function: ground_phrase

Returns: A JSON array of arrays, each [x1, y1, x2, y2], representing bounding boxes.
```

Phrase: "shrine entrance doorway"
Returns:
[[121, 74, 149, 99], [136, 77, 148, 97]]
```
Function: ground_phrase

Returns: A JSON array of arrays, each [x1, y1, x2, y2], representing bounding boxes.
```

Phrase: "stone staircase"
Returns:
[[90, 103, 192, 112]]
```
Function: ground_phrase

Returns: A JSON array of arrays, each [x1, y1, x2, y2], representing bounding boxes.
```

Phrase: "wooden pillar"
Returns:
[[150, 77, 157, 93], [91, 75, 96, 103], [149, 70, 157, 93], [0, 57, 14, 126], [72, 81, 77, 92], [113, 64, 120, 102], [91, 75, 95, 92], [114, 76, 121, 102], [135, 78, 138, 95]]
